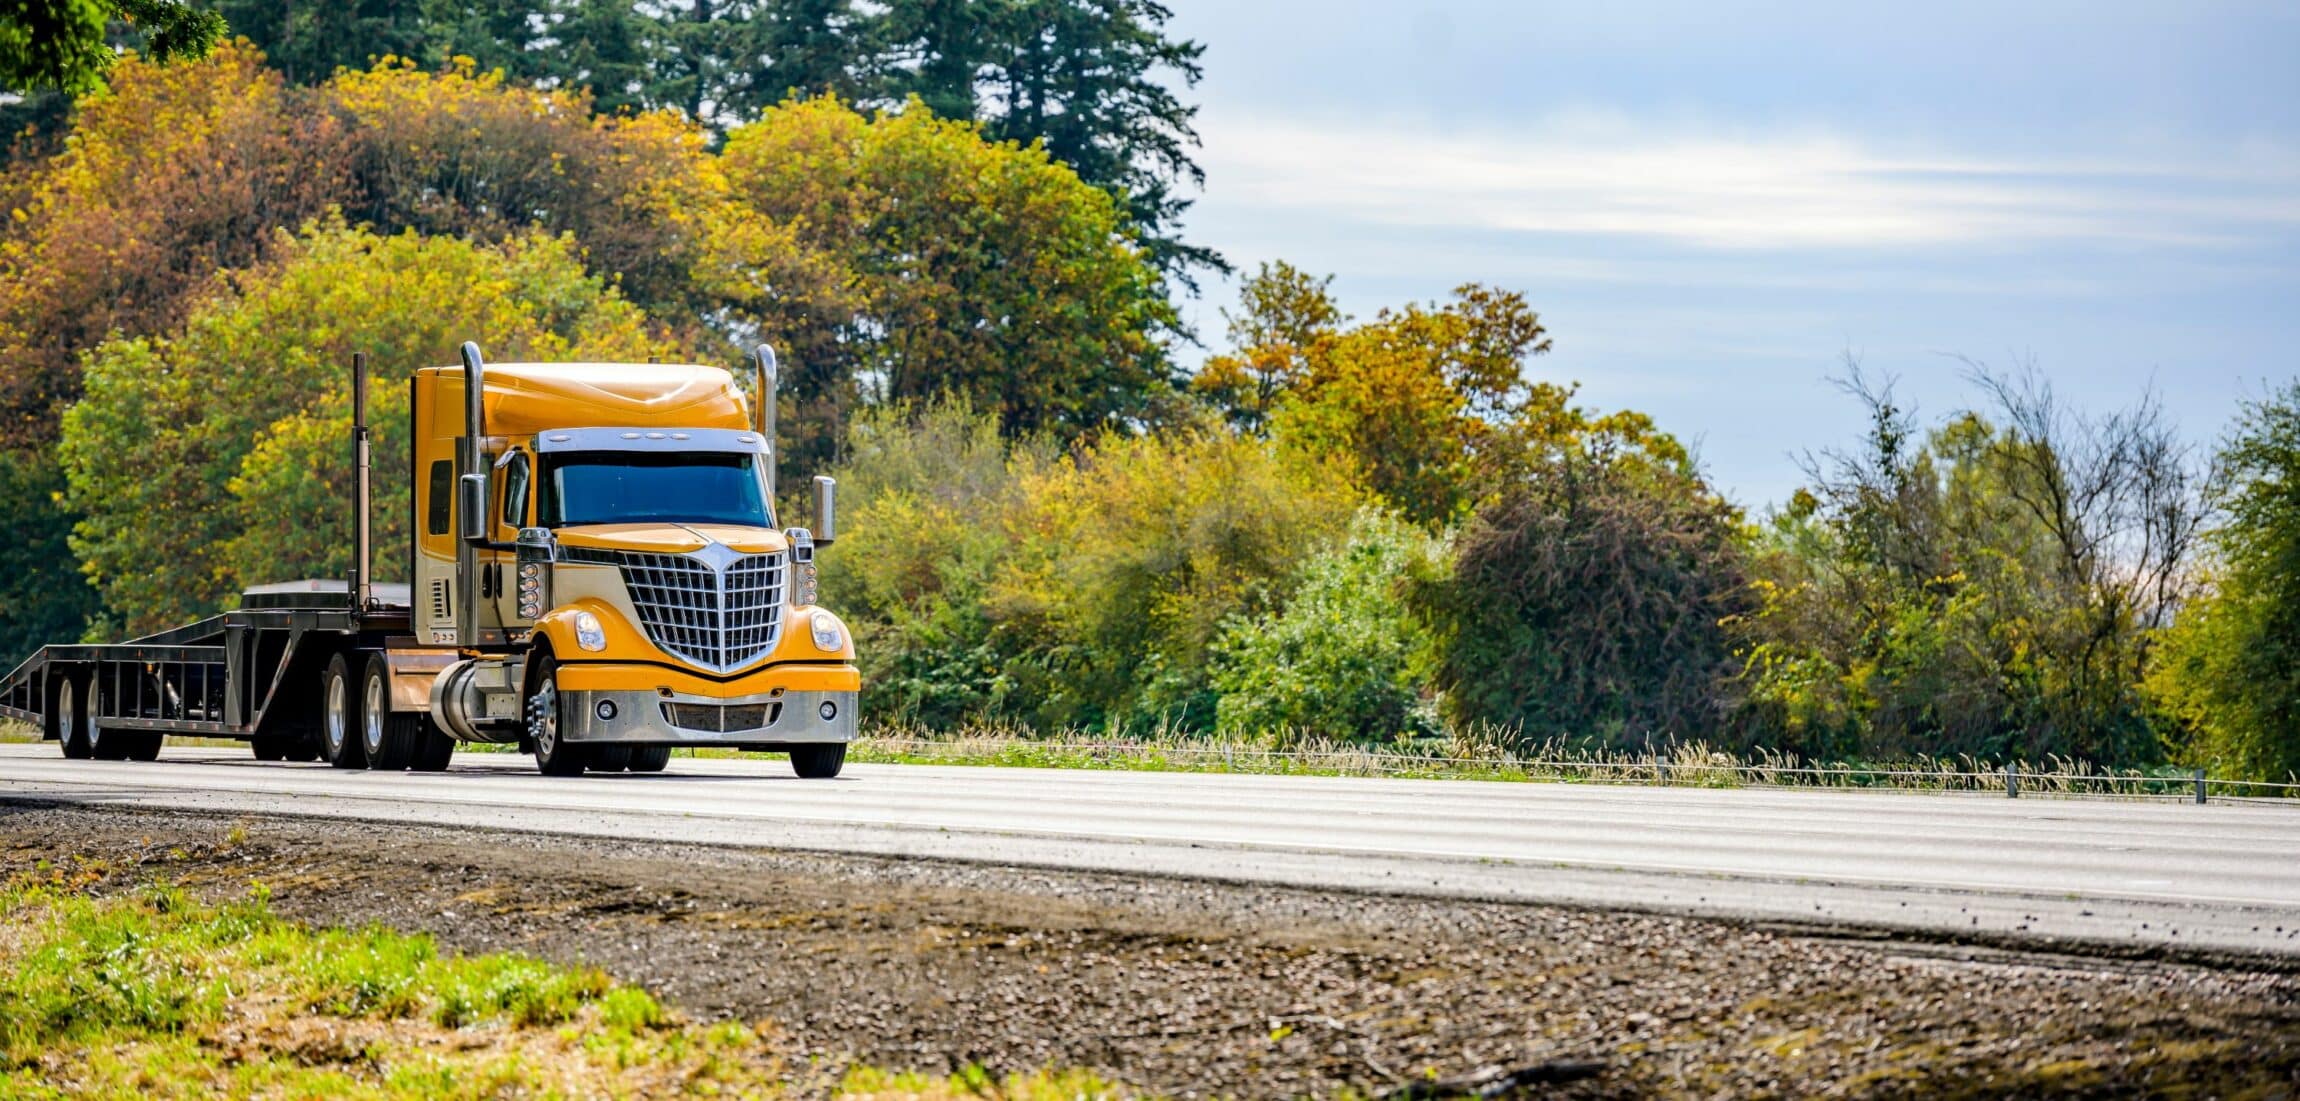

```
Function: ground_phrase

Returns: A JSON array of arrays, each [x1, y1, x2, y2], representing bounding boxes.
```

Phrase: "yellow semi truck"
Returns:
[[0, 342, 859, 778]]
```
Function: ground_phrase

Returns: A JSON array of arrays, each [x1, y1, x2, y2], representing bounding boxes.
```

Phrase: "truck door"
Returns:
[[491, 449, 532, 627]]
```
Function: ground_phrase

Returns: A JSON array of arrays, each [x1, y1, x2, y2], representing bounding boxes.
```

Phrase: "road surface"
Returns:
[[4, 743, 2297, 958]]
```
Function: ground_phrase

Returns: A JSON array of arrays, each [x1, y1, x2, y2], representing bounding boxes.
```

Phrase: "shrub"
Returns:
[[992, 428, 1365, 732], [1211, 510, 1443, 745], [1421, 456, 1749, 750]]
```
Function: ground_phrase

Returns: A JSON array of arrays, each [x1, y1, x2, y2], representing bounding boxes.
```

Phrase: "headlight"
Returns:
[[809, 610, 845, 652], [572, 610, 607, 652]]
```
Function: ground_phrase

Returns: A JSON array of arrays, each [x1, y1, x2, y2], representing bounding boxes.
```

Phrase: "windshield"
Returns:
[[540, 451, 773, 528]]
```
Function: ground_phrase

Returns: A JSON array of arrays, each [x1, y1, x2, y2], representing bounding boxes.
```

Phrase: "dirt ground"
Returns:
[[3, 802, 2296, 1099]]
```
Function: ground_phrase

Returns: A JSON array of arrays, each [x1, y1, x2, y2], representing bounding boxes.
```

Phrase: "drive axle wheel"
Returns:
[[525, 651, 584, 777], [361, 655, 421, 771], [322, 654, 366, 769]]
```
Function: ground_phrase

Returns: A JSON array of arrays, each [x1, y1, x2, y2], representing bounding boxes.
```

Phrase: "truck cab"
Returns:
[[406, 346, 858, 777]]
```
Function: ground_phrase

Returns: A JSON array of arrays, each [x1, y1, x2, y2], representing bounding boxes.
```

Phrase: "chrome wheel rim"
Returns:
[[85, 682, 101, 750], [324, 671, 347, 755], [531, 679, 558, 758], [362, 673, 384, 755], [57, 685, 75, 745]]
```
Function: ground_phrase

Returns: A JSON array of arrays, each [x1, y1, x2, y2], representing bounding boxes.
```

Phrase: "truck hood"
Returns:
[[554, 523, 788, 556]]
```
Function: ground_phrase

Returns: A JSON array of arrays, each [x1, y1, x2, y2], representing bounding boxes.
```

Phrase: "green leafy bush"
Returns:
[[1211, 510, 1443, 745], [1421, 455, 1749, 751]]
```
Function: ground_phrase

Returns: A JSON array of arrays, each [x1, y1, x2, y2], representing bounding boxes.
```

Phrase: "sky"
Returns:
[[1160, 0, 2300, 509]]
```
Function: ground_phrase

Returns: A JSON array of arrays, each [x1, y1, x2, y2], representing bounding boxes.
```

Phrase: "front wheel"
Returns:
[[525, 651, 584, 777], [790, 744, 845, 780], [626, 746, 671, 773]]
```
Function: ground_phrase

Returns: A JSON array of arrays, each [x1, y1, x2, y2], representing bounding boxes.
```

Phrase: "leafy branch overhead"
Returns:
[[0, 0, 223, 92]]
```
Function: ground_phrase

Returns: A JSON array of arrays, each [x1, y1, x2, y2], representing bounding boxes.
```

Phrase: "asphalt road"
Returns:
[[4, 743, 2298, 959]]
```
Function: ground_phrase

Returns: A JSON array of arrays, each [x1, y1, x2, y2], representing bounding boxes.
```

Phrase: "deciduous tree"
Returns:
[[59, 223, 677, 632]]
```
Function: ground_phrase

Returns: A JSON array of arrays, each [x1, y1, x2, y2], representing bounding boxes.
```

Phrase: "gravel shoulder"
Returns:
[[4, 802, 2296, 1098]]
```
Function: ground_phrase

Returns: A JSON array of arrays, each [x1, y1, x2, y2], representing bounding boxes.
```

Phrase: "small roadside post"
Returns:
[[2005, 761, 2019, 799], [2195, 769, 2208, 805]]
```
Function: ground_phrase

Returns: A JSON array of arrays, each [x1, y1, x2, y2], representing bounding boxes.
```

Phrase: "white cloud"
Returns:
[[1195, 111, 2300, 251]]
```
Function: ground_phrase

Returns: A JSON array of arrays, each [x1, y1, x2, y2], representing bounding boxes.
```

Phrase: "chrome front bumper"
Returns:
[[560, 688, 856, 746]]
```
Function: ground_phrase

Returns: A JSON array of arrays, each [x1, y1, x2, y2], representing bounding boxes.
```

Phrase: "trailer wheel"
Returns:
[[790, 744, 845, 780], [410, 719, 455, 772], [525, 651, 584, 777], [626, 746, 671, 773], [86, 677, 128, 761], [251, 738, 286, 761], [51, 672, 90, 760], [283, 731, 322, 762], [361, 655, 421, 771], [322, 654, 366, 769], [122, 731, 162, 761]]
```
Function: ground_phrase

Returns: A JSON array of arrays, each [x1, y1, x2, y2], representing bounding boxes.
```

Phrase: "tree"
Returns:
[[2148, 380, 2300, 783], [713, 95, 1178, 473], [876, 0, 1218, 286], [0, 43, 350, 445], [1268, 284, 1562, 527], [323, 56, 724, 327], [1734, 364, 2206, 764], [0, 0, 223, 93], [1192, 260, 1345, 434], [59, 223, 677, 633], [1421, 452, 1749, 751]]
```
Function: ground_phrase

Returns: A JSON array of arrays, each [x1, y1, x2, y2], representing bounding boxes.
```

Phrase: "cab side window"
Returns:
[[500, 452, 530, 530], [426, 459, 453, 536]]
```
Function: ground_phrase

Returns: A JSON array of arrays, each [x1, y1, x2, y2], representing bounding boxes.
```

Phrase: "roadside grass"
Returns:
[[0, 859, 1134, 1099], [833, 722, 2292, 800], [11, 717, 2288, 799]]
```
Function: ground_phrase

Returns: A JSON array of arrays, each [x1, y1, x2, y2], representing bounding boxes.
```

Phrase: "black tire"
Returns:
[[283, 730, 322, 762], [51, 673, 90, 760], [322, 654, 366, 769], [588, 745, 633, 772], [626, 746, 671, 773], [86, 677, 128, 761], [410, 720, 455, 772], [526, 650, 584, 776], [122, 731, 162, 761], [251, 738, 287, 761], [361, 654, 421, 771], [790, 744, 845, 779]]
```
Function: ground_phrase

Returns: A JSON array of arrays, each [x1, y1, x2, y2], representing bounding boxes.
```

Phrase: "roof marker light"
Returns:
[[645, 432, 667, 440], [620, 432, 641, 440]]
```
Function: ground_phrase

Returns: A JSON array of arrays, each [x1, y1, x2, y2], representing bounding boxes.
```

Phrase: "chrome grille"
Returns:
[[663, 701, 781, 733], [590, 548, 785, 672]]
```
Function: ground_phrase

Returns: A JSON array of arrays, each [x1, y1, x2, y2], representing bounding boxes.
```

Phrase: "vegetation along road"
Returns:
[[6, 744, 2296, 961]]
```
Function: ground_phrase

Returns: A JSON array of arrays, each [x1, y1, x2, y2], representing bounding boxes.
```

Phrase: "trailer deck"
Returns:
[[1, 580, 413, 750]]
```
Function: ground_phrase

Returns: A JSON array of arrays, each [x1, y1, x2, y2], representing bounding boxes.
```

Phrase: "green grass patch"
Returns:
[[0, 860, 1136, 1098]]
